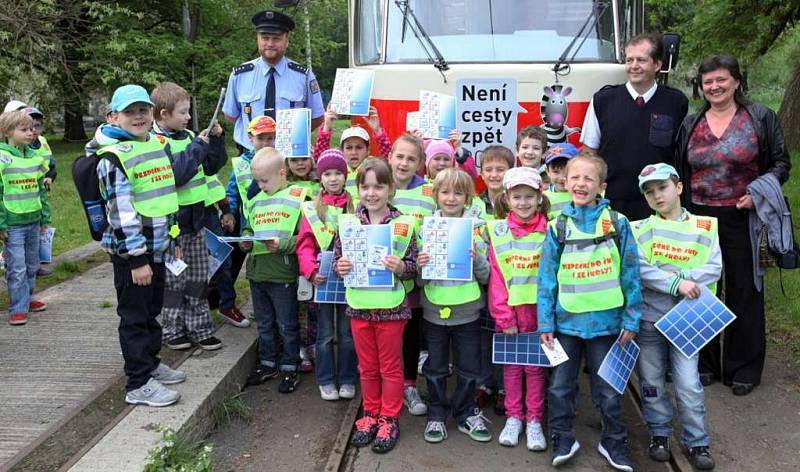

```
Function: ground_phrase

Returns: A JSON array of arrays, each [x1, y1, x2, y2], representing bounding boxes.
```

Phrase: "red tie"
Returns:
[[635, 96, 645, 108]]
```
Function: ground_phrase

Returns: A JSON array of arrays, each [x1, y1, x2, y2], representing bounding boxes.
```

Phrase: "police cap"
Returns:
[[252, 10, 295, 34]]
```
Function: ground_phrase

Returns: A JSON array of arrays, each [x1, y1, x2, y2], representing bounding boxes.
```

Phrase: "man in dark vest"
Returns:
[[580, 33, 688, 221]]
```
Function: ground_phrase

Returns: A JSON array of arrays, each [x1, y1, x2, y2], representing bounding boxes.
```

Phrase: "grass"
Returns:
[[213, 392, 250, 426], [143, 426, 213, 472]]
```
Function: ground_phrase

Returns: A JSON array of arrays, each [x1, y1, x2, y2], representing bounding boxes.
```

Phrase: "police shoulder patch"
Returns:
[[233, 62, 255, 75], [309, 79, 320, 94], [287, 61, 308, 74]]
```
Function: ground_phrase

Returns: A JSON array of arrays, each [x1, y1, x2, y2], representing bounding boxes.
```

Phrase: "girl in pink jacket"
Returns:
[[486, 166, 550, 452], [296, 149, 357, 401]]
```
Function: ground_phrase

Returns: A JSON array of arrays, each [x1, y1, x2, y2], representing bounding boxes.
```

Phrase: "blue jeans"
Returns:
[[637, 321, 709, 447], [4, 223, 40, 314], [422, 319, 481, 424], [314, 303, 357, 386], [250, 281, 300, 372], [548, 333, 627, 442]]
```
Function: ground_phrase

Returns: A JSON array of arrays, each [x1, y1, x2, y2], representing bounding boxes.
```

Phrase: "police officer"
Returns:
[[223, 10, 325, 151]]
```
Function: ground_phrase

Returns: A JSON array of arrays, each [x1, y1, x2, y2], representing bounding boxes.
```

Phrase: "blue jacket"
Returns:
[[225, 149, 254, 231], [537, 199, 642, 338]]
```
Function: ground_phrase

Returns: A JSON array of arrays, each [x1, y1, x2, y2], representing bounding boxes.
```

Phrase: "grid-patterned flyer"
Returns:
[[275, 108, 311, 158], [340, 223, 394, 288], [329, 68, 375, 116], [418, 90, 456, 139], [420, 217, 474, 281]]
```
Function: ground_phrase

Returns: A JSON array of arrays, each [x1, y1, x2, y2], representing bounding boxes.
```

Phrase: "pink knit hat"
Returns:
[[317, 149, 348, 175], [425, 140, 455, 167]]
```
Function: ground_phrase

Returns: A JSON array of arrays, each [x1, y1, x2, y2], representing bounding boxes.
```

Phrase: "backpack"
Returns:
[[71, 153, 114, 241], [555, 210, 621, 250]]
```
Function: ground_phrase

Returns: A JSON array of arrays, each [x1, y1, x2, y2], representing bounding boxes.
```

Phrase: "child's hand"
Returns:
[[131, 264, 153, 286], [209, 121, 223, 137], [239, 241, 253, 252], [618, 329, 636, 347], [323, 107, 337, 132], [174, 246, 183, 261], [366, 106, 381, 133], [221, 214, 236, 233], [417, 252, 430, 267], [312, 272, 328, 286], [448, 128, 462, 152], [264, 239, 280, 252], [540, 332, 554, 350], [43, 177, 53, 190], [383, 255, 405, 275], [503, 326, 518, 336], [409, 129, 423, 139], [197, 129, 211, 144], [337, 257, 353, 275], [40, 225, 49, 235], [677, 280, 701, 299]]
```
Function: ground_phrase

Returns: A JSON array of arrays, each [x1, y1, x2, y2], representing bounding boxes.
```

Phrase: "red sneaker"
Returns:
[[9, 313, 27, 325], [218, 306, 250, 328], [29, 300, 47, 312], [298, 358, 314, 373]]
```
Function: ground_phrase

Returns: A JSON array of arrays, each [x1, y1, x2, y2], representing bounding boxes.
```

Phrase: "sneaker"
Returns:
[[246, 364, 279, 386], [458, 410, 491, 442], [164, 335, 192, 350], [371, 416, 400, 453], [689, 446, 715, 470], [37, 264, 53, 277], [699, 372, 715, 386], [8, 313, 27, 326], [417, 350, 429, 375], [351, 412, 379, 447], [218, 306, 250, 328], [29, 300, 47, 312], [125, 378, 180, 407], [403, 385, 427, 416], [339, 384, 356, 399], [494, 389, 506, 416], [598, 438, 634, 472], [551, 435, 580, 466], [732, 382, 755, 396], [526, 420, 546, 451], [424, 420, 447, 443], [648, 435, 671, 462], [319, 384, 339, 401], [498, 417, 522, 447], [299, 358, 314, 373], [197, 336, 222, 351], [150, 363, 187, 385], [278, 371, 299, 393]]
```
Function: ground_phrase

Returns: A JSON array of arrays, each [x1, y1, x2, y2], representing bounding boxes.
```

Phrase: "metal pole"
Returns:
[[304, 1, 312, 69]]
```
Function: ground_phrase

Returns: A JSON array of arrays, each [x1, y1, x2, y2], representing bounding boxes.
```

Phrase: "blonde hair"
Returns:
[[0, 111, 33, 140], [493, 186, 551, 220], [150, 82, 190, 118], [567, 154, 608, 184], [432, 167, 475, 207], [390, 134, 424, 165]]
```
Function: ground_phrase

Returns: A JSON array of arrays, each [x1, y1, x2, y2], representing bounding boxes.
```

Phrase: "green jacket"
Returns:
[[0, 142, 51, 231], [243, 183, 300, 283]]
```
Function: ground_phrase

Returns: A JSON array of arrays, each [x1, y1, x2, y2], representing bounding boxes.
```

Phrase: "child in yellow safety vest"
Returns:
[[542, 143, 579, 220], [0, 110, 50, 326], [486, 166, 550, 451], [296, 149, 357, 401], [537, 154, 642, 470], [632, 163, 720, 470], [417, 168, 491, 444], [334, 158, 418, 454]]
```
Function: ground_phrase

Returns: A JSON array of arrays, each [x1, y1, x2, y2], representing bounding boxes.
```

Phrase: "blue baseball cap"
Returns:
[[638, 163, 680, 191], [110, 85, 154, 112], [544, 143, 579, 164]]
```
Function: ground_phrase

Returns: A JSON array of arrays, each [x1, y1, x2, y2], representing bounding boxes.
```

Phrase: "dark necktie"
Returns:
[[635, 96, 645, 108], [265, 67, 276, 119]]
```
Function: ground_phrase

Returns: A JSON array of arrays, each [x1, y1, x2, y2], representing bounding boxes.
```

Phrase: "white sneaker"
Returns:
[[338, 384, 356, 399], [150, 362, 186, 385], [526, 420, 547, 451], [125, 378, 180, 407], [403, 386, 427, 415], [498, 417, 523, 447], [319, 384, 339, 401], [417, 350, 429, 375]]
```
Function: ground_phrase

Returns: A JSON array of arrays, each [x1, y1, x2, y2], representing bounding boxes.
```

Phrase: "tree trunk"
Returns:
[[778, 62, 800, 153], [63, 96, 87, 142]]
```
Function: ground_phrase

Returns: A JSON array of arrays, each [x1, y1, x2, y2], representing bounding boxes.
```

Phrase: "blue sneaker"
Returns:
[[598, 438, 634, 472], [551, 434, 580, 466]]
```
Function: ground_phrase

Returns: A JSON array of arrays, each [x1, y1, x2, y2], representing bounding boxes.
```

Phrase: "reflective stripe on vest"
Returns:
[[345, 169, 359, 199], [204, 175, 225, 206], [544, 190, 572, 220], [632, 215, 718, 293], [301, 201, 342, 250], [487, 219, 545, 306], [246, 185, 307, 255], [98, 136, 178, 218], [340, 214, 415, 310], [232, 157, 253, 208], [0, 152, 44, 214], [553, 208, 624, 312], [423, 220, 484, 306], [166, 133, 207, 205]]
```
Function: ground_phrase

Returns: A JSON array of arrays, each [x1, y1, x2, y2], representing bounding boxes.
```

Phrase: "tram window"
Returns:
[[377, 0, 617, 63], [355, 0, 383, 64]]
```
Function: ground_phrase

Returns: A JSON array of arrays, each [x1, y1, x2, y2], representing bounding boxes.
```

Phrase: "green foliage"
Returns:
[[213, 392, 250, 426], [144, 426, 213, 472]]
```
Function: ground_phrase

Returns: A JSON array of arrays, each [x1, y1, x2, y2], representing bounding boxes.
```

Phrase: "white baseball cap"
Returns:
[[503, 166, 543, 191], [339, 126, 370, 145], [4, 100, 27, 113]]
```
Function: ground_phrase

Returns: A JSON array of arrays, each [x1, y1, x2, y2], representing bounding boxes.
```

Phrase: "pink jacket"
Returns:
[[488, 211, 548, 333], [296, 191, 350, 280]]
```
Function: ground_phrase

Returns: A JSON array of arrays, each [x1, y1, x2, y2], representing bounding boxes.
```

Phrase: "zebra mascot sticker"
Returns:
[[540, 85, 581, 147]]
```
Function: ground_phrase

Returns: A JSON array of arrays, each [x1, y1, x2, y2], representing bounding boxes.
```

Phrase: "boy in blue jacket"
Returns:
[[538, 154, 642, 471]]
